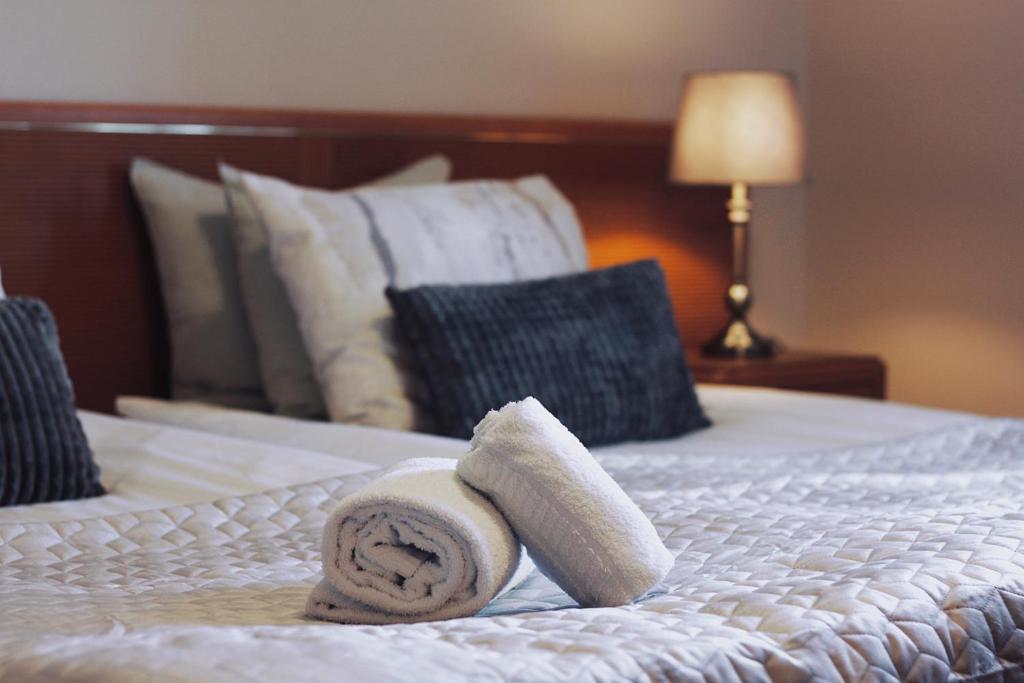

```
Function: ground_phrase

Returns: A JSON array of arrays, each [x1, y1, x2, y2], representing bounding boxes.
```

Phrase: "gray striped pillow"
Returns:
[[386, 260, 710, 446], [0, 298, 103, 506]]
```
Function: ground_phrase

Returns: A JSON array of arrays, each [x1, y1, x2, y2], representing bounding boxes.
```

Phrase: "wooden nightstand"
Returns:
[[687, 350, 887, 399]]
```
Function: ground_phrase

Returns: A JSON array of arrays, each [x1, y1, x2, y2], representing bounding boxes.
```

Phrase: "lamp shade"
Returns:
[[670, 71, 805, 186]]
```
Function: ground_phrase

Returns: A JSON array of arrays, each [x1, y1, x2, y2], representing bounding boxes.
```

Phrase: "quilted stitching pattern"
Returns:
[[1, 419, 1023, 682]]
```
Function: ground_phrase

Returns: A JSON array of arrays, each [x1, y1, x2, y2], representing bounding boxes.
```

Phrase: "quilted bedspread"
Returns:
[[2, 419, 1024, 682]]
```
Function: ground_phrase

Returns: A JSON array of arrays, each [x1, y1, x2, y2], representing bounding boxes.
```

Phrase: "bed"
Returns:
[[2, 103, 1023, 681], [5, 388, 1024, 680]]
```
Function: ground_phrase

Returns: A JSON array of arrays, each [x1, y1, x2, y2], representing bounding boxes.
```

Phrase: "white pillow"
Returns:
[[220, 156, 451, 419], [130, 159, 268, 411], [241, 173, 587, 431], [0, 267, 5, 299]]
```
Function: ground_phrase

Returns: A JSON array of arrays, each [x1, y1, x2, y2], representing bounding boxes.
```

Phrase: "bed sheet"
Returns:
[[117, 385, 973, 461], [0, 413, 376, 524], [10, 387, 970, 525]]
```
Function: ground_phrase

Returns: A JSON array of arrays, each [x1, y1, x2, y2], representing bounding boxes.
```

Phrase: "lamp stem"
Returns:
[[700, 181, 776, 358], [728, 181, 751, 285]]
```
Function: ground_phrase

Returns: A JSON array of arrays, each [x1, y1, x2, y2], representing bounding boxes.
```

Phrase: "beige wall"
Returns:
[[804, 1, 1024, 416], [0, 0, 803, 120], [0, 0, 808, 345], [4, 1, 1016, 415]]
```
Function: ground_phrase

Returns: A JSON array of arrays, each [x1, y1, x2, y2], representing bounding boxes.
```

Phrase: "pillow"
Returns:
[[0, 298, 103, 506], [220, 156, 451, 419], [241, 173, 587, 431], [130, 158, 268, 411], [385, 260, 710, 446]]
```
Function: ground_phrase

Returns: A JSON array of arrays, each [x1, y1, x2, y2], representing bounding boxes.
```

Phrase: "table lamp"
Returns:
[[671, 70, 805, 358]]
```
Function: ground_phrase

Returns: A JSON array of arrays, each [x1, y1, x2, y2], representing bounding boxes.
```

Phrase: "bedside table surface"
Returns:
[[686, 350, 886, 399]]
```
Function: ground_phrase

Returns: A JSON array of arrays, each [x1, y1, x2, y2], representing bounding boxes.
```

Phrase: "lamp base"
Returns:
[[701, 318, 776, 358], [701, 182, 777, 359]]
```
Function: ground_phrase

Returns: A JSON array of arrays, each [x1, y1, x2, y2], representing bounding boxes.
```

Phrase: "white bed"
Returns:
[[4, 385, 970, 525], [3, 387, 1023, 682], [12, 102, 1020, 682], [113, 385, 972, 461]]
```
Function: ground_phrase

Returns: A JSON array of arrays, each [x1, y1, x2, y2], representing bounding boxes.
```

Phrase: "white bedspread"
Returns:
[[117, 384, 971, 460], [15, 384, 957, 526], [0, 413, 377, 524], [2, 417, 1023, 681]]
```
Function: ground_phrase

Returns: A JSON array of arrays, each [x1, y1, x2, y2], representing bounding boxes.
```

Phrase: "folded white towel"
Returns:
[[307, 457, 532, 624], [457, 397, 674, 608]]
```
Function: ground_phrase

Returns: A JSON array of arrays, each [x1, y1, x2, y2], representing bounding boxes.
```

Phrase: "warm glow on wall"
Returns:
[[587, 231, 724, 346]]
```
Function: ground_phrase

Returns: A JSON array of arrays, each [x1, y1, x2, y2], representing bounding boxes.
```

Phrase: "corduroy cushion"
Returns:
[[0, 298, 103, 506], [386, 260, 710, 446]]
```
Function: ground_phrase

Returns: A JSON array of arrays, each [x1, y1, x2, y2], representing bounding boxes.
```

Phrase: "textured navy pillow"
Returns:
[[0, 297, 103, 506], [386, 260, 710, 446]]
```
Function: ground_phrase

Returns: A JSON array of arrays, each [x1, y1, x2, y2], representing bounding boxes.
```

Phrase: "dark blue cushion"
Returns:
[[0, 297, 103, 506], [386, 260, 710, 446]]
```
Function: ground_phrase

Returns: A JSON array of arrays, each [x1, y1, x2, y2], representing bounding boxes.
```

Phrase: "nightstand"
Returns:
[[687, 350, 886, 399]]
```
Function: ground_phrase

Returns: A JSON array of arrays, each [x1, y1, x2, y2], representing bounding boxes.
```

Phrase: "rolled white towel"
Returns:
[[307, 457, 532, 624], [457, 397, 674, 608]]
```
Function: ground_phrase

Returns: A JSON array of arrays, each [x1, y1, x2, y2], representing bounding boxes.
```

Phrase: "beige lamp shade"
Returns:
[[671, 70, 805, 186]]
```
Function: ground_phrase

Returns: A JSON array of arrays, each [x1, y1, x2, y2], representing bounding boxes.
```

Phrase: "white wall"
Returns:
[[0, 0, 809, 344], [0, 0, 804, 120], [9, 1, 1015, 415], [804, 1, 1024, 416], [6, 1, 1019, 415]]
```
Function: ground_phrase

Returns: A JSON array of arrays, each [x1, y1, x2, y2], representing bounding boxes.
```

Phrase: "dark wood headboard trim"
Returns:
[[0, 101, 671, 146], [0, 101, 729, 413]]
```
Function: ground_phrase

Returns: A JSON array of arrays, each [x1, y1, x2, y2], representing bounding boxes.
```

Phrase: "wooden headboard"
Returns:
[[0, 102, 729, 413]]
